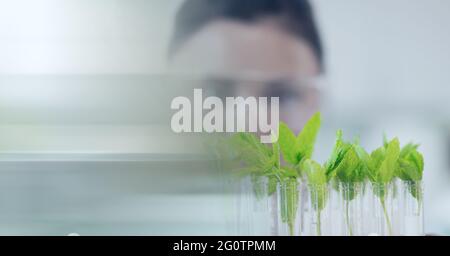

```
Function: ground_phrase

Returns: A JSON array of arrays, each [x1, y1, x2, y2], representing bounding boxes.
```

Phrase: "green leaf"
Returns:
[[396, 144, 424, 182], [325, 130, 344, 174], [230, 132, 275, 175], [368, 147, 385, 182], [368, 137, 401, 203], [396, 159, 418, 181], [334, 147, 360, 183], [272, 138, 281, 169], [303, 160, 327, 185], [325, 130, 348, 178], [378, 138, 400, 183], [410, 151, 424, 179], [353, 143, 371, 181], [400, 143, 419, 158], [278, 122, 298, 165], [325, 130, 365, 184], [303, 160, 328, 211], [395, 143, 424, 202], [296, 112, 321, 163]]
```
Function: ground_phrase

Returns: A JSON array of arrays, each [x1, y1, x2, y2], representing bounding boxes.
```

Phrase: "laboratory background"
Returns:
[[0, 0, 449, 235]]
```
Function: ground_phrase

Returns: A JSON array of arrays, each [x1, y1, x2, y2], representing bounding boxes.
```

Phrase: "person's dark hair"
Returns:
[[169, 0, 324, 70]]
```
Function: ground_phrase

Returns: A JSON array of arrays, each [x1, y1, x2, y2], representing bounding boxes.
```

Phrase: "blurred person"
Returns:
[[168, 0, 324, 132]]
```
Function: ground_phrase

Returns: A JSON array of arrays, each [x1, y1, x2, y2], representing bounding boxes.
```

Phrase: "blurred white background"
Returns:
[[0, 0, 449, 235]]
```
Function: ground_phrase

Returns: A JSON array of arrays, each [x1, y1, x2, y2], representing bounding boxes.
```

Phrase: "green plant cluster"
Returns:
[[228, 112, 425, 236]]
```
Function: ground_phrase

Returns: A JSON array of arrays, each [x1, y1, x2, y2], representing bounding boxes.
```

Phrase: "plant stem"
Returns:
[[345, 200, 353, 236], [380, 198, 392, 236], [316, 210, 322, 236], [417, 199, 422, 216], [289, 222, 295, 236], [286, 180, 298, 236]]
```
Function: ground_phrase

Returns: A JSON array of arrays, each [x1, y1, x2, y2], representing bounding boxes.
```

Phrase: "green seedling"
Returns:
[[395, 143, 424, 212], [303, 159, 328, 236], [278, 113, 322, 235], [221, 112, 424, 236], [324, 130, 368, 235], [229, 132, 280, 198], [367, 137, 401, 236], [278, 112, 321, 172]]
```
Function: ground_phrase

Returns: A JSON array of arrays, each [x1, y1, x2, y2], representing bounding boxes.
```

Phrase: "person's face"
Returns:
[[170, 18, 322, 132]]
